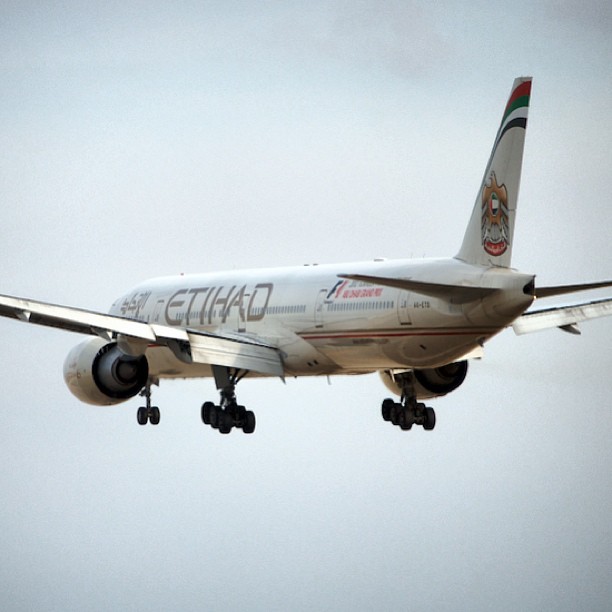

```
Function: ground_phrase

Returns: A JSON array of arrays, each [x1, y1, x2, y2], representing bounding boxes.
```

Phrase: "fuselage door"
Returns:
[[152, 298, 165, 323], [315, 289, 327, 328], [237, 291, 247, 332], [397, 290, 412, 325]]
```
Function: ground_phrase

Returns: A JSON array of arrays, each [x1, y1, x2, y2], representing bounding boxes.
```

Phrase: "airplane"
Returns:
[[1, 76, 612, 434]]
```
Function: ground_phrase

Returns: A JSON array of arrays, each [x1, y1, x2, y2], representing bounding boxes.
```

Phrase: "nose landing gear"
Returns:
[[137, 380, 160, 425]]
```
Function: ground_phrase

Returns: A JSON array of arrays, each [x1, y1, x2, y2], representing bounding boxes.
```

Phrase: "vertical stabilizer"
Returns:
[[456, 77, 531, 268]]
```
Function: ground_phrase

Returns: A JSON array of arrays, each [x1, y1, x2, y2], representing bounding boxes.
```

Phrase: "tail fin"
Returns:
[[455, 77, 532, 268]]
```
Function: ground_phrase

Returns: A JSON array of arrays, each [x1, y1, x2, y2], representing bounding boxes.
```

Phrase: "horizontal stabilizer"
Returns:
[[338, 274, 498, 304], [535, 280, 612, 298], [512, 297, 612, 335]]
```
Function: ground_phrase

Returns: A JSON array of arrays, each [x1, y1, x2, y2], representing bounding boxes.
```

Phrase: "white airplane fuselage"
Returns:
[[110, 257, 535, 380]]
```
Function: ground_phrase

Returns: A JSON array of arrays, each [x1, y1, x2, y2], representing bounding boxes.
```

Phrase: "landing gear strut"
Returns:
[[201, 366, 256, 435], [137, 380, 160, 426], [381, 372, 436, 431]]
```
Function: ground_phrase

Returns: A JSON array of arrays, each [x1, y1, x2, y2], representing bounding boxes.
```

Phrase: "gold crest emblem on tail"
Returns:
[[481, 172, 509, 257]]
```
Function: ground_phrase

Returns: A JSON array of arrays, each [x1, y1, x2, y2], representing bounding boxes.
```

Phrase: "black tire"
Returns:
[[243, 410, 256, 434], [210, 406, 220, 428], [202, 401, 215, 424], [423, 407, 436, 431], [137, 407, 148, 425], [149, 406, 160, 425], [399, 410, 413, 430], [390, 403, 402, 426], [381, 398, 394, 421], [218, 412, 232, 434]]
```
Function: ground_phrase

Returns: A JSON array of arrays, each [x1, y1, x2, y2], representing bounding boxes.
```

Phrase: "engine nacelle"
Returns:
[[379, 361, 468, 400], [63, 337, 149, 406]]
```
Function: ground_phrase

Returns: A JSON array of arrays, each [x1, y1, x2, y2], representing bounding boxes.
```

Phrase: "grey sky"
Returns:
[[1, 2, 611, 611]]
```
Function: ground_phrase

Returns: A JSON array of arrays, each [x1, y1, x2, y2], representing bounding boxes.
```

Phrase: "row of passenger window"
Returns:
[[263, 305, 307, 316], [327, 301, 394, 312], [179, 304, 308, 321], [178, 301, 390, 322]]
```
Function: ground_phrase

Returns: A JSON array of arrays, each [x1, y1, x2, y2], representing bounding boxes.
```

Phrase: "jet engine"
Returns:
[[379, 361, 468, 400], [63, 337, 149, 406]]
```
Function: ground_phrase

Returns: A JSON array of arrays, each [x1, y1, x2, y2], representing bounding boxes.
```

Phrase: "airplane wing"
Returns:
[[512, 297, 612, 335], [0, 294, 284, 376]]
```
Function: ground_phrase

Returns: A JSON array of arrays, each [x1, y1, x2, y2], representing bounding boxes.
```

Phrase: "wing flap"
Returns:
[[338, 274, 497, 304], [512, 297, 612, 335], [187, 331, 284, 376]]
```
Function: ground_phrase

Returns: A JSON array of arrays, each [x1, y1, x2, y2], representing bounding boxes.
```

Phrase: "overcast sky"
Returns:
[[1, 2, 611, 611]]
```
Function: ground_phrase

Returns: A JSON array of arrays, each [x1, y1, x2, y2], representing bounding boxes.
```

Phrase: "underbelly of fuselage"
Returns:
[[144, 325, 495, 381], [302, 326, 494, 370]]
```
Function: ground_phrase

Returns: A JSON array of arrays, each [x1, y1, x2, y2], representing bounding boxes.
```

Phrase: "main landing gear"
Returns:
[[201, 367, 256, 435], [137, 381, 160, 426], [134, 369, 255, 433], [381, 372, 436, 431]]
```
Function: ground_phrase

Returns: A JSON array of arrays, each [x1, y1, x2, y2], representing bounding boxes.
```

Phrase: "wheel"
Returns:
[[243, 410, 256, 434], [218, 411, 233, 434], [423, 407, 436, 431], [202, 401, 215, 424], [209, 405, 220, 428], [390, 403, 402, 426], [381, 398, 394, 421], [137, 407, 148, 425], [398, 410, 413, 430], [149, 406, 160, 425]]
